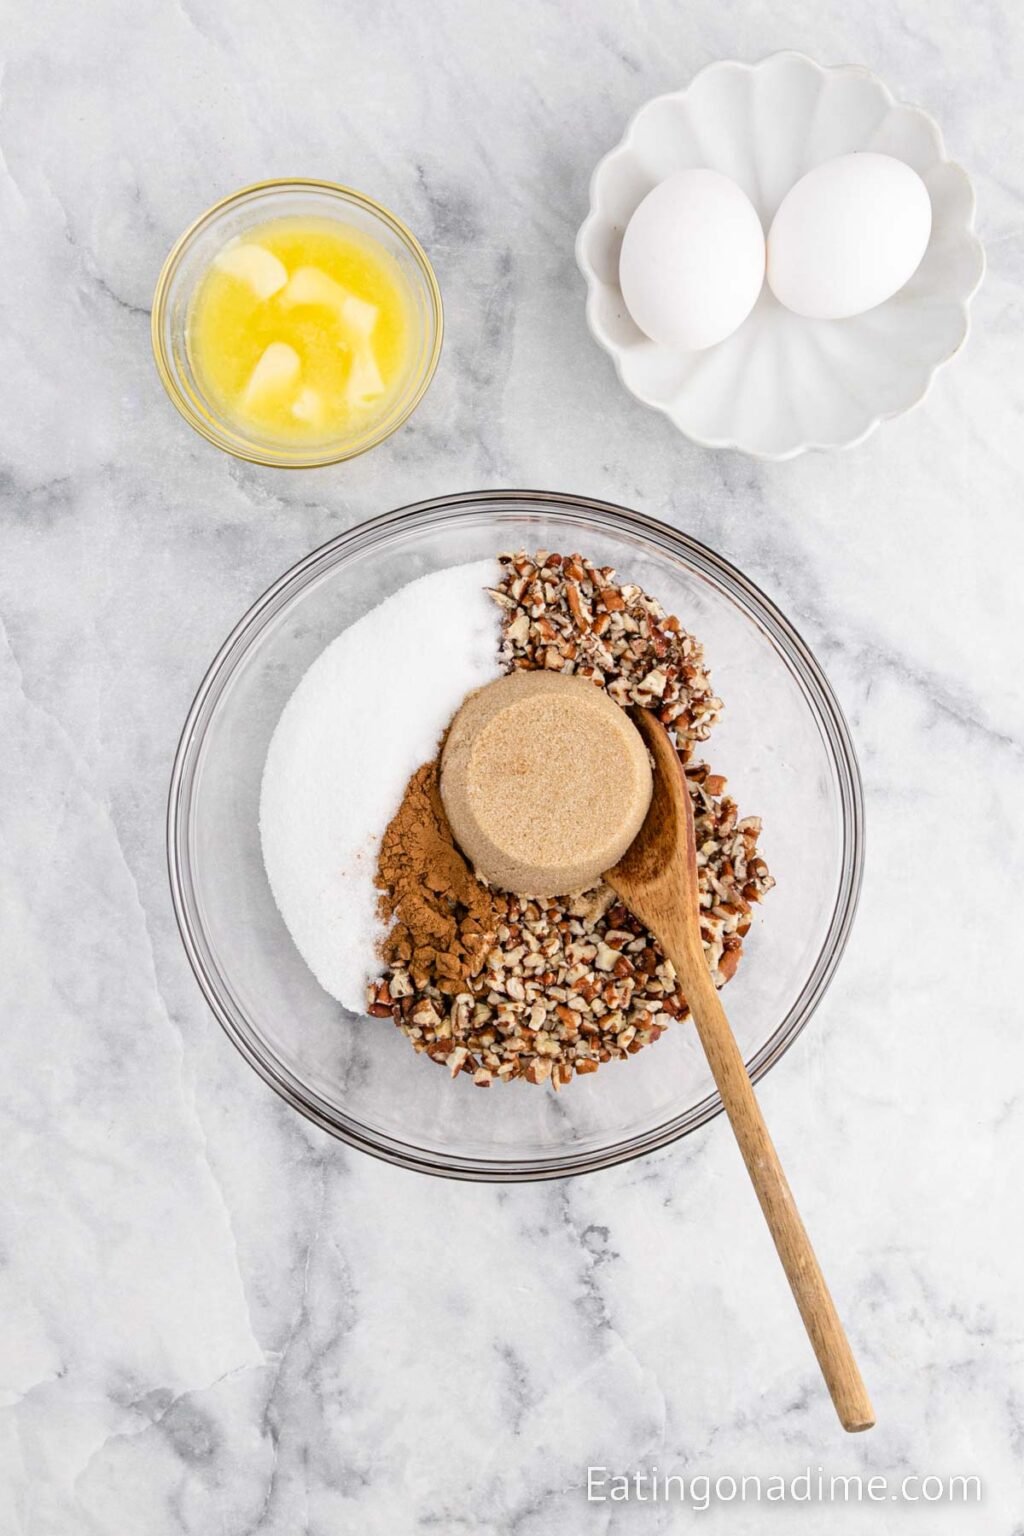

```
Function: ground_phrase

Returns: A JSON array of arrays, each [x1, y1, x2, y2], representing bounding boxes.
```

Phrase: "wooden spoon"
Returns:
[[606, 708, 874, 1433]]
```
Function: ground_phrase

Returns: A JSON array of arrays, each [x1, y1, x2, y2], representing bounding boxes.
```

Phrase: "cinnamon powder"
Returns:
[[375, 760, 497, 994]]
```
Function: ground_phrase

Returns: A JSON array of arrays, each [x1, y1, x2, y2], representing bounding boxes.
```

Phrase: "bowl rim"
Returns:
[[167, 489, 865, 1181], [576, 50, 986, 461], [150, 177, 444, 468]]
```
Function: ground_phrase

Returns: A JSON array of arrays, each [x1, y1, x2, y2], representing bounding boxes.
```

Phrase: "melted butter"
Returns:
[[188, 216, 413, 443]]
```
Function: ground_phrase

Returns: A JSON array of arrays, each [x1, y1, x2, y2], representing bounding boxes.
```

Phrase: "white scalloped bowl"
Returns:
[[577, 52, 985, 460]]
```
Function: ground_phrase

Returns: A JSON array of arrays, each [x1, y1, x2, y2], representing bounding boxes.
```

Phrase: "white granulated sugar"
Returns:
[[260, 558, 502, 1012]]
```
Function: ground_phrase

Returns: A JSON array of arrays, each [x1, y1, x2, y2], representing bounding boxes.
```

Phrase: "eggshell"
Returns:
[[767, 152, 932, 320], [619, 169, 765, 351]]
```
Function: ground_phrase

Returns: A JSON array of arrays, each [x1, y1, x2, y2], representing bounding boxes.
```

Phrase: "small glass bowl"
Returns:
[[151, 179, 443, 468], [168, 491, 864, 1181]]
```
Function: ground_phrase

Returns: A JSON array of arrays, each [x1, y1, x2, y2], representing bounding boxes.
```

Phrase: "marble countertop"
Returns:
[[2, 1, 1023, 1531]]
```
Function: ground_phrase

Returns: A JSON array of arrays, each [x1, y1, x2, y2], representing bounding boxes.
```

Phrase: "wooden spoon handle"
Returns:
[[681, 958, 874, 1433]]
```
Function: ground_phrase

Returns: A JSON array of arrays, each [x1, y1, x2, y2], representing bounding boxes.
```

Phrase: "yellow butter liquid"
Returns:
[[188, 216, 414, 444]]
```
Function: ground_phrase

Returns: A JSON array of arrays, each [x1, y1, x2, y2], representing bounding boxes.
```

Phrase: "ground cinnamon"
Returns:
[[375, 760, 498, 994]]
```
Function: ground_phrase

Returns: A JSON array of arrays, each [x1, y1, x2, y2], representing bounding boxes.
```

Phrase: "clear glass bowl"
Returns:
[[151, 179, 443, 468], [168, 491, 863, 1180]]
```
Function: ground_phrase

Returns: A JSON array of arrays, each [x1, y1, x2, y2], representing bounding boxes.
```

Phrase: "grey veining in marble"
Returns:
[[2, 0, 1023, 1531]]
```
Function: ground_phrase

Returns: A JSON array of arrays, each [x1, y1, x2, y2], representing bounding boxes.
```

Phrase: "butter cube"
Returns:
[[214, 242, 288, 300], [243, 342, 301, 407]]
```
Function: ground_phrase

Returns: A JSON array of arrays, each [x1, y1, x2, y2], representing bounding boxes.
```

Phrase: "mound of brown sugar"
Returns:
[[375, 760, 498, 995], [439, 670, 652, 898]]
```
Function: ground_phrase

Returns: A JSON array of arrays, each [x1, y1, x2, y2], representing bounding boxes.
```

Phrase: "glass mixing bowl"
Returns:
[[151, 179, 443, 467], [168, 491, 863, 1180]]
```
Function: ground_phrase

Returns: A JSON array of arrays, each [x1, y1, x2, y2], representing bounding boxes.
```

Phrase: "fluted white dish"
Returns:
[[576, 52, 985, 460]]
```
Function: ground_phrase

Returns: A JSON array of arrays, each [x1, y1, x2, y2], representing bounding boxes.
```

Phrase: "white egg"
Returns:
[[619, 169, 765, 351], [767, 152, 932, 320]]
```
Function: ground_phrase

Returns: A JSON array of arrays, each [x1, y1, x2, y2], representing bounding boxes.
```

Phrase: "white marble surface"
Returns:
[[2, 1, 1023, 1531]]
